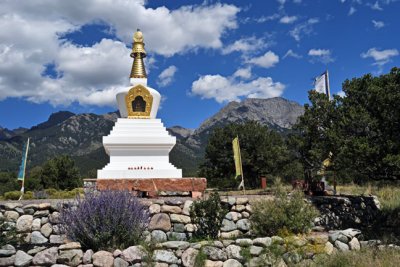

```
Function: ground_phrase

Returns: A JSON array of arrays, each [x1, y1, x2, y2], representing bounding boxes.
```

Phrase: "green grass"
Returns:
[[296, 248, 400, 267], [336, 184, 400, 211], [2, 188, 84, 200]]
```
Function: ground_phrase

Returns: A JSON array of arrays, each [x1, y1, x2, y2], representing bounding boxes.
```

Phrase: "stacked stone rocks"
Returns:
[[0, 202, 66, 246], [0, 234, 334, 266], [219, 197, 252, 239], [312, 195, 381, 230], [146, 197, 251, 242]]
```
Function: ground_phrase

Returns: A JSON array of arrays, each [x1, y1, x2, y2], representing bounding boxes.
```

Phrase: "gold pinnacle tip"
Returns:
[[130, 30, 147, 79]]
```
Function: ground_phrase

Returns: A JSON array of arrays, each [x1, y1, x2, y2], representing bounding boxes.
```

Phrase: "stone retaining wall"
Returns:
[[0, 195, 381, 248], [311, 195, 381, 230], [3, 228, 389, 267]]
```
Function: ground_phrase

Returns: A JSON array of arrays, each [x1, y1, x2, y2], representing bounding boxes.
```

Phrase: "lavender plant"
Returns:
[[60, 190, 149, 251]]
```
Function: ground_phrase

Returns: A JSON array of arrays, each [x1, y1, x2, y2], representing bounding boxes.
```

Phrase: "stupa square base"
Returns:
[[94, 178, 207, 198]]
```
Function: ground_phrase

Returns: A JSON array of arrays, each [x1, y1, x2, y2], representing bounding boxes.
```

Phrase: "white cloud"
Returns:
[[233, 67, 252, 79], [191, 71, 285, 103], [348, 7, 357, 15], [253, 14, 280, 23], [289, 18, 319, 41], [308, 49, 335, 64], [283, 49, 302, 59], [279, 16, 298, 24], [157, 65, 178, 87], [372, 20, 385, 29], [361, 48, 399, 66], [222, 36, 268, 55], [0, 1, 240, 106], [337, 91, 346, 97], [246, 51, 279, 68], [369, 1, 383, 10]]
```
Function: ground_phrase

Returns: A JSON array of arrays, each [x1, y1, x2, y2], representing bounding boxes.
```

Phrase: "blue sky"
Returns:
[[0, 0, 399, 130]]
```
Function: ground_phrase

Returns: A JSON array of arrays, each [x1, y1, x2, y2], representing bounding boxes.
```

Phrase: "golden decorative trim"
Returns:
[[125, 85, 153, 119]]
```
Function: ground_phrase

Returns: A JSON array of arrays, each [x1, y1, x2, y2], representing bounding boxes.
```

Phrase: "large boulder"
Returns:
[[16, 215, 33, 233], [223, 259, 242, 267], [83, 249, 94, 264], [202, 246, 227, 261], [121, 246, 146, 263], [58, 249, 83, 266], [151, 230, 167, 243], [236, 219, 250, 231], [225, 245, 242, 260], [221, 219, 237, 232], [32, 247, 58, 265], [170, 214, 191, 224], [30, 231, 48, 244], [14, 250, 33, 267], [148, 213, 171, 231], [152, 250, 179, 264], [182, 248, 198, 267], [0, 245, 16, 257], [92, 251, 114, 267]]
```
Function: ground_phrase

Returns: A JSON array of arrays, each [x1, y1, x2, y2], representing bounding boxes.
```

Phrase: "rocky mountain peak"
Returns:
[[31, 111, 76, 131]]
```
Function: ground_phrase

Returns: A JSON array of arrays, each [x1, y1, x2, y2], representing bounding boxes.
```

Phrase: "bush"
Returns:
[[3, 191, 21, 200], [190, 192, 227, 239], [251, 180, 319, 236], [60, 190, 149, 251]]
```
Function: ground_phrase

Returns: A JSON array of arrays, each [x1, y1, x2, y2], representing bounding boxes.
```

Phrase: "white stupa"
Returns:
[[97, 30, 182, 179]]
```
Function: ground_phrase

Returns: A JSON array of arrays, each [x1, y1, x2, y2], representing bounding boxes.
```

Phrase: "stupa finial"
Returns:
[[130, 29, 147, 79]]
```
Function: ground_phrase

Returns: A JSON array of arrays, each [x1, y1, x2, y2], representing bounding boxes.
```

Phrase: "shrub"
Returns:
[[190, 192, 227, 239], [251, 180, 319, 236], [24, 191, 34, 199], [60, 190, 149, 251], [3, 191, 21, 200], [34, 190, 49, 199]]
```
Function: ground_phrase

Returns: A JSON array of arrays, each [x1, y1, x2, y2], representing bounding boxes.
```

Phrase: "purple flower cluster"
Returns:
[[60, 190, 149, 251]]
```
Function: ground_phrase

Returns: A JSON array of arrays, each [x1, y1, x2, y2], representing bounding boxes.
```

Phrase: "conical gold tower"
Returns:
[[130, 29, 147, 79]]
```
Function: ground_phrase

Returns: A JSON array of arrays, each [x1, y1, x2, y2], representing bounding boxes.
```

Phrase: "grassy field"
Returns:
[[297, 248, 400, 267], [336, 184, 400, 211]]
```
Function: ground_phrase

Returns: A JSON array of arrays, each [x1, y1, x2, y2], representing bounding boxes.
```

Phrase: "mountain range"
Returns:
[[0, 97, 304, 176]]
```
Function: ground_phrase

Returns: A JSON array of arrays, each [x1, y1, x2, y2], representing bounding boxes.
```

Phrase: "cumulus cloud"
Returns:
[[308, 49, 335, 64], [0, 0, 240, 106], [280, 16, 298, 24], [246, 51, 279, 68], [372, 20, 385, 29], [283, 49, 302, 59], [348, 7, 357, 15], [368, 1, 383, 10], [222, 36, 268, 55], [289, 18, 319, 41], [191, 70, 285, 103], [361, 48, 399, 66], [233, 67, 252, 79], [157, 65, 178, 87]]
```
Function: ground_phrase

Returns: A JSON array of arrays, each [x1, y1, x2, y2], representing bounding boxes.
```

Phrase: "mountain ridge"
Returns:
[[0, 97, 304, 176]]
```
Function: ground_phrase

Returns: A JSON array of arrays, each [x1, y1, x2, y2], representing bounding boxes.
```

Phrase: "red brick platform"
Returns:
[[86, 178, 207, 198]]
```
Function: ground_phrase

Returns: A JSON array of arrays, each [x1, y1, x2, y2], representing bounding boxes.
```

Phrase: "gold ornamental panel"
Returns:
[[125, 85, 153, 118]]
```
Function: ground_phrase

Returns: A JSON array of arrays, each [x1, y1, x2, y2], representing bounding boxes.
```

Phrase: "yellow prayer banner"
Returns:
[[232, 136, 242, 179]]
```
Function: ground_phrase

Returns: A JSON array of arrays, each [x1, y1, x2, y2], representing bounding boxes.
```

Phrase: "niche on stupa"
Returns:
[[125, 85, 153, 118]]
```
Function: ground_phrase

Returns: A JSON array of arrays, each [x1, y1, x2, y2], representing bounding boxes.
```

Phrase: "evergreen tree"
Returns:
[[199, 121, 291, 188], [39, 155, 81, 189]]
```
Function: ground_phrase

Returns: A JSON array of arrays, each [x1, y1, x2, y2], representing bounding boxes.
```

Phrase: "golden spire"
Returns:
[[130, 29, 147, 79]]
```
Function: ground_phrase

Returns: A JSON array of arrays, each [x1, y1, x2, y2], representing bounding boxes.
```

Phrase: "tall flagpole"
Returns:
[[237, 137, 245, 195], [325, 69, 331, 100], [18, 138, 30, 201]]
